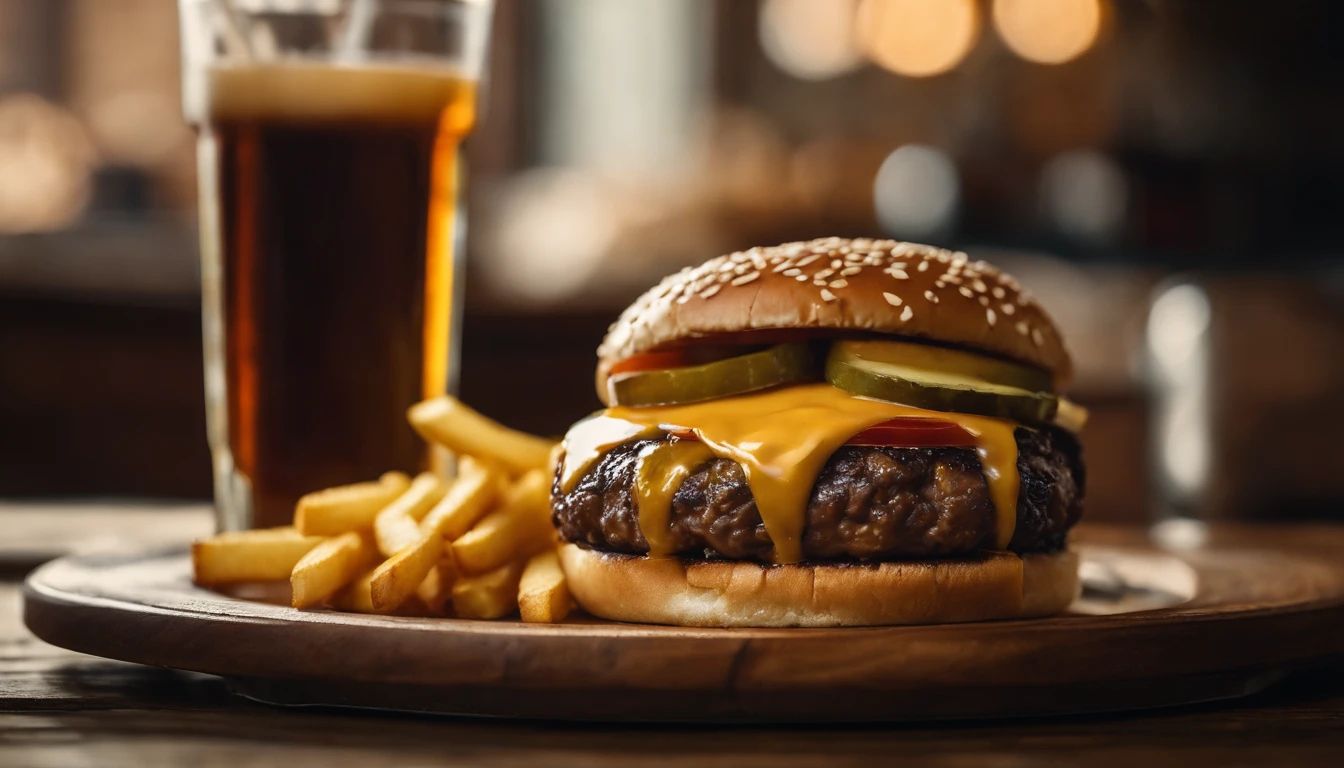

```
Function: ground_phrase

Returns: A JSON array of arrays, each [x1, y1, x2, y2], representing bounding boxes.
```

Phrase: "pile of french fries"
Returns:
[[191, 396, 573, 623]]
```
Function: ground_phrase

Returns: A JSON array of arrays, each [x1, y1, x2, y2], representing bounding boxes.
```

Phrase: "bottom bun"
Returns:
[[559, 544, 1079, 628]]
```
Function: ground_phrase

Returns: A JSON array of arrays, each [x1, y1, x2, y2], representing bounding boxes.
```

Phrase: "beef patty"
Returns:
[[551, 427, 1084, 562]]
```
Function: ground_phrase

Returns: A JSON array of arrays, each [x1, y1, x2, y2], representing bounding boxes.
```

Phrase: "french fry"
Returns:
[[290, 531, 376, 608], [374, 472, 447, 557], [368, 463, 498, 610], [370, 529, 443, 611], [415, 553, 459, 614], [450, 470, 553, 575], [330, 567, 384, 614], [408, 396, 556, 476], [294, 472, 411, 536], [452, 560, 524, 619], [333, 568, 432, 616], [419, 461, 501, 541], [192, 527, 325, 585], [518, 550, 571, 624]]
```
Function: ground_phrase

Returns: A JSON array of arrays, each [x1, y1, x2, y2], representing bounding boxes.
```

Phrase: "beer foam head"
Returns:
[[206, 64, 476, 127]]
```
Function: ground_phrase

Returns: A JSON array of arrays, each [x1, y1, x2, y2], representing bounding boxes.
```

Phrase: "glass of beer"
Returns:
[[178, 0, 493, 530]]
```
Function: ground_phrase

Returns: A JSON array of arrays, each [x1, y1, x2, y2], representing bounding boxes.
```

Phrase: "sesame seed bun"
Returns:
[[559, 543, 1079, 628], [596, 238, 1072, 403]]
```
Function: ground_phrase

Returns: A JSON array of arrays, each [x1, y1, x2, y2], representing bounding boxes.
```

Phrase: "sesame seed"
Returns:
[[917, 261, 930, 272], [1015, 321, 1030, 336], [772, 261, 793, 273], [1001, 303, 1015, 315], [700, 285, 721, 299], [840, 266, 862, 276], [783, 268, 801, 276], [734, 263, 752, 275], [959, 286, 975, 299], [731, 271, 760, 286], [717, 261, 735, 273], [992, 286, 1006, 299], [797, 254, 821, 267], [831, 259, 843, 269], [978, 295, 991, 307], [815, 268, 836, 280], [943, 275, 962, 284], [677, 295, 691, 304], [883, 292, 903, 306], [986, 308, 997, 326], [1031, 328, 1044, 346], [924, 290, 939, 303], [795, 274, 808, 282], [935, 280, 946, 288], [971, 279, 988, 293], [820, 288, 837, 302], [829, 279, 848, 288], [888, 269, 909, 280], [900, 305, 914, 322]]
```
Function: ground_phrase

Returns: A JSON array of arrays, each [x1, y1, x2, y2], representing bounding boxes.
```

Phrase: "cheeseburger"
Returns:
[[551, 238, 1086, 627]]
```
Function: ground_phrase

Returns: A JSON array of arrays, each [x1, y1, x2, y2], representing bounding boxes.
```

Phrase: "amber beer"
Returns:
[[206, 65, 475, 527]]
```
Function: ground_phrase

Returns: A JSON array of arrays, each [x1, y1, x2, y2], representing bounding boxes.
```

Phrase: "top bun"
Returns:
[[597, 238, 1072, 401]]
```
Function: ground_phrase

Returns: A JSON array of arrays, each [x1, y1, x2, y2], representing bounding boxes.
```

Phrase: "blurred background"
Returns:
[[0, 0, 1341, 526]]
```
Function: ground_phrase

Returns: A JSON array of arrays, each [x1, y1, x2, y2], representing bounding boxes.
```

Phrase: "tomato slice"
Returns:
[[660, 418, 975, 448], [847, 418, 976, 448], [609, 351, 690, 375]]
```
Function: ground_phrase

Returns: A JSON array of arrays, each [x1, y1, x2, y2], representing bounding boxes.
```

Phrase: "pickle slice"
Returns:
[[833, 339, 1052, 393], [826, 344, 1057, 424], [608, 342, 816, 407]]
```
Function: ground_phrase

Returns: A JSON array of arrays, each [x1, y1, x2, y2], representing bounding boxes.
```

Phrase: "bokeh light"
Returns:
[[855, 0, 979, 78], [759, 0, 864, 81], [993, 0, 1102, 65], [873, 144, 959, 236], [1040, 150, 1127, 242], [0, 94, 96, 233], [484, 169, 616, 303]]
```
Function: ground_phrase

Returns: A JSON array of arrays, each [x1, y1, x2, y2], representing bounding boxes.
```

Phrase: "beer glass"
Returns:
[[178, 0, 494, 529]]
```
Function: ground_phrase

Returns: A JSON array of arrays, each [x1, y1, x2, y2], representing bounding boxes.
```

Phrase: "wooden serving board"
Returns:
[[22, 525, 1344, 722]]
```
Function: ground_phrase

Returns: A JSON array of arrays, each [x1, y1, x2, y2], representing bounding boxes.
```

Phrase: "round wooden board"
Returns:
[[22, 525, 1344, 722]]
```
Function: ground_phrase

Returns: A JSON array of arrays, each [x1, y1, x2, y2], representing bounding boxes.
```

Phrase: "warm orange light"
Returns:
[[855, 0, 980, 78], [993, 0, 1102, 65], [759, 0, 864, 81]]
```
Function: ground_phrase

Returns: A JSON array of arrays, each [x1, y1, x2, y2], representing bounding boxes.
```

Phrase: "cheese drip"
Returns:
[[563, 383, 1020, 564], [634, 440, 716, 557], [559, 415, 663, 494]]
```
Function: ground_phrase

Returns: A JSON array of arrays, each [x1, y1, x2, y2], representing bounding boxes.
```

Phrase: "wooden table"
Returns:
[[2, 506, 1342, 766]]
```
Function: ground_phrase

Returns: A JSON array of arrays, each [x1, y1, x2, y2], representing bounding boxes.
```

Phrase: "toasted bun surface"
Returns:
[[596, 238, 1071, 403], [559, 544, 1079, 628]]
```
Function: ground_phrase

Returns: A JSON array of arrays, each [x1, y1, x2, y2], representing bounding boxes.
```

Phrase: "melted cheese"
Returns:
[[562, 383, 1020, 564], [559, 415, 663, 494], [634, 440, 716, 557]]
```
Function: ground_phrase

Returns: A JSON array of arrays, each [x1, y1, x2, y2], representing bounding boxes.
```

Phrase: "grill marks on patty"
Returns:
[[551, 427, 1084, 562]]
